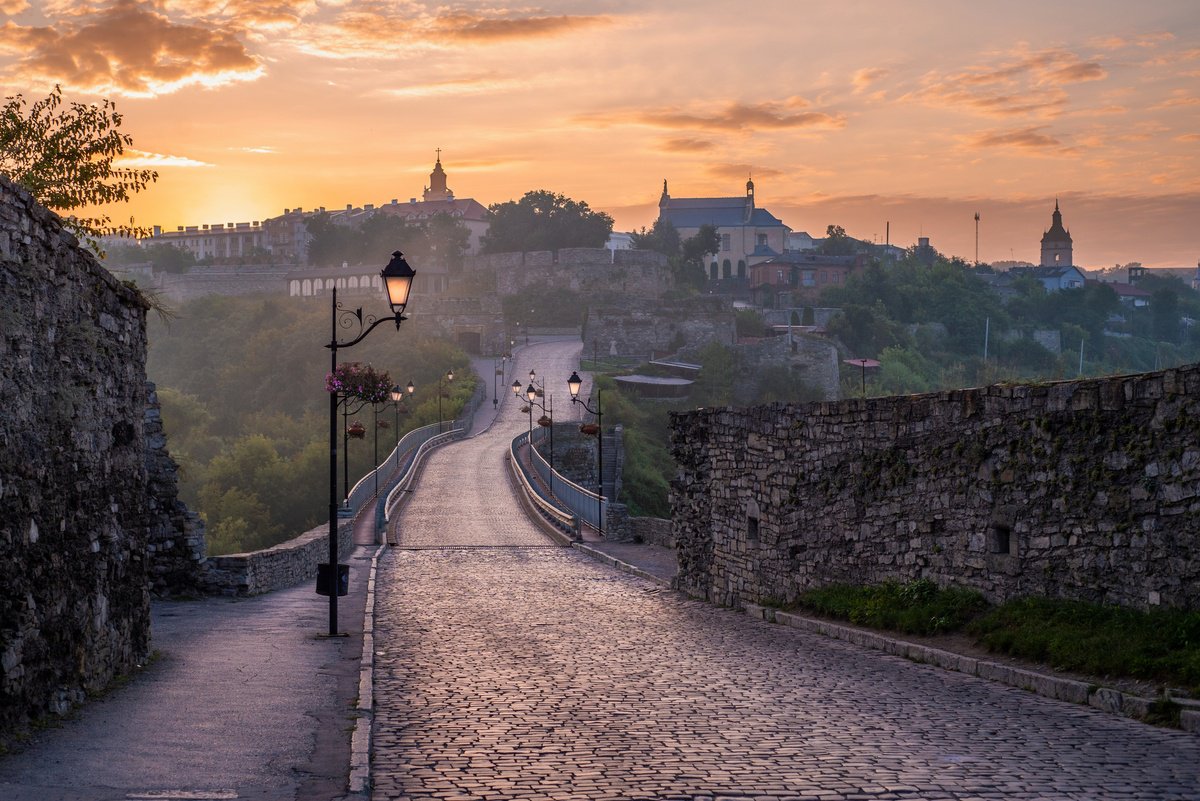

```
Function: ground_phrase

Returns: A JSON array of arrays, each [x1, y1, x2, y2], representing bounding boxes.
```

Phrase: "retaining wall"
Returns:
[[203, 520, 354, 597], [671, 366, 1200, 610]]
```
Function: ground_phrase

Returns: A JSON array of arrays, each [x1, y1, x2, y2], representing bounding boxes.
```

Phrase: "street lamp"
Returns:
[[437, 369, 454, 433], [525, 383, 554, 474], [389, 381, 415, 464], [322, 250, 415, 637], [567, 370, 604, 537]]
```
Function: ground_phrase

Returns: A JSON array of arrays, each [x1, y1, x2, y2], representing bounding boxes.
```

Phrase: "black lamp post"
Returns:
[[436, 369, 454, 433], [525, 383, 554, 474], [322, 250, 415, 637], [567, 370, 604, 537]]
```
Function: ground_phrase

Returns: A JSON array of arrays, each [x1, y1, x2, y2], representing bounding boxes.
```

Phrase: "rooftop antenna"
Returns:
[[974, 212, 980, 266]]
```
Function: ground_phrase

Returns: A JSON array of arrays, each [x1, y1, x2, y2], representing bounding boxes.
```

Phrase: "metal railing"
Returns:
[[528, 430, 606, 532], [510, 431, 578, 534]]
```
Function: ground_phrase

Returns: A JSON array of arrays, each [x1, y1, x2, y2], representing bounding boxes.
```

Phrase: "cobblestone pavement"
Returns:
[[374, 340, 1200, 801]]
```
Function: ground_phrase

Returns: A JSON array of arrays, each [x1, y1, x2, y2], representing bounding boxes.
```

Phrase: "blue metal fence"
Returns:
[[524, 431, 605, 534]]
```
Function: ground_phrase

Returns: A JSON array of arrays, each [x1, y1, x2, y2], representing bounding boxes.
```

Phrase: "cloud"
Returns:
[[0, 0, 28, 14], [909, 47, 1107, 118], [1152, 91, 1200, 110], [1090, 32, 1174, 50], [232, 146, 276, 154], [1174, 134, 1200, 143], [852, 67, 888, 93], [967, 126, 1069, 152], [378, 76, 523, 98], [660, 138, 715, 153], [707, 163, 784, 181], [293, 6, 612, 57], [577, 100, 845, 133], [115, 149, 213, 168], [0, 1, 263, 97]]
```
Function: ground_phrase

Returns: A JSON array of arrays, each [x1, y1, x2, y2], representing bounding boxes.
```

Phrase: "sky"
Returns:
[[1, 0, 1198, 268]]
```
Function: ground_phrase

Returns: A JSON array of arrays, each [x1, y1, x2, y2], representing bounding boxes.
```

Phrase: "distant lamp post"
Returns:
[[512, 379, 522, 399], [842, 357, 880, 399], [567, 370, 604, 537], [525, 383, 555, 473], [389, 381, 415, 455], [323, 251, 415, 636], [436, 369, 454, 433]]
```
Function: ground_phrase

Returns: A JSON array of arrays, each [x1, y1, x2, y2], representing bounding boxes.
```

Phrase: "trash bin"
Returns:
[[316, 562, 349, 597]]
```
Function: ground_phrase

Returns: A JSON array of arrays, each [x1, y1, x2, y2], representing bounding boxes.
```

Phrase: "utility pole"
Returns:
[[974, 212, 980, 266]]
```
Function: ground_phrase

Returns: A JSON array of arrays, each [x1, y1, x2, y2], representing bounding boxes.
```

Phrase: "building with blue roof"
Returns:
[[656, 178, 790, 283]]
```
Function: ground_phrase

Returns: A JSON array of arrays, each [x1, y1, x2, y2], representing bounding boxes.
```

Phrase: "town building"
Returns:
[[150, 220, 267, 262], [372, 154, 490, 253], [1040, 200, 1073, 268], [656, 178, 790, 282], [749, 251, 866, 306]]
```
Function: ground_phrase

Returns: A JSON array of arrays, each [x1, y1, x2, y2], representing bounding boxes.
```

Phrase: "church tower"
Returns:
[[423, 150, 454, 202], [1040, 200, 1073, 268]]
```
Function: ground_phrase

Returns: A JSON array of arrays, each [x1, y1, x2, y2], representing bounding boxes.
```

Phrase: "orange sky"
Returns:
[[2, 1, 1198, 267]]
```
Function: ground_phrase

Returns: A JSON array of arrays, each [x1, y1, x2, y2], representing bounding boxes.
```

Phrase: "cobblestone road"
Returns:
[[373, 341, 1200, 801]]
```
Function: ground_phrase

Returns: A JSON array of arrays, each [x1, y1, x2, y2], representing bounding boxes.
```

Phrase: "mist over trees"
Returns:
[[149, 295, 476, 554], [481, 190, 614, 253], [306, 211, 470, 271]]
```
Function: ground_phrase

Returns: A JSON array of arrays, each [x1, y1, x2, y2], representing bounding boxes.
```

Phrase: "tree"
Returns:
[[817, 224, 857, 256], [675, 223, 720, 290], [480, 190, 614, 253], [0, 86, 156, 247], [630, 218, 681, 257]]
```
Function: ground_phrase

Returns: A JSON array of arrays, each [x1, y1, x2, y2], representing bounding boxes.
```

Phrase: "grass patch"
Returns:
[[967, 597, 1200, 694], [795, 579, 988, 636], [793, 581, 1200, 696]]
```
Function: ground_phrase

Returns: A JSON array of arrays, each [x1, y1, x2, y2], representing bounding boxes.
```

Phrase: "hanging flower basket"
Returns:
[[377, 420, 391, 430], [534, 388, 545, 398], [580, 423, 600, 436], [326, 362, 393, 404], [347, 421, 366, 439], [537, 415, 552, 427], [520, 405, 531, 414]]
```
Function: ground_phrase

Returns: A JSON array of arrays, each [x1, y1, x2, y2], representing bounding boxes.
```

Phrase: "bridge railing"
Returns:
[[528, 430, 606, 533], [510, 431, 578, 536]]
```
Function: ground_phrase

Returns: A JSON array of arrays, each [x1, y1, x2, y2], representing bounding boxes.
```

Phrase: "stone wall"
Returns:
[[585, 296, 736, 359], [471, 248, 672, 298], [671, 366, 1200, 611], [144, 382, 208, 596], [202, 520, 354, 597], [0, 177, 154, 735]]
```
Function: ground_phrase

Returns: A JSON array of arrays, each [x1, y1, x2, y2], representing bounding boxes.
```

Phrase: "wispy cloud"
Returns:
[[1174, 133, 1200, 143], [577, 99, 845, 133], [0, 2, 263, 97], [232, 146, 276, 154], [0, 0, 29, 14], [660, 138, 715, 153], [966, 126, 1073, 153], [116, 149, 213, 168], [377, 76, 524, 99], [1152, 91, 1200, 110], [852, 67, 888, 93], [707, 163, 784, 181], [908, 46, 1107, 118]]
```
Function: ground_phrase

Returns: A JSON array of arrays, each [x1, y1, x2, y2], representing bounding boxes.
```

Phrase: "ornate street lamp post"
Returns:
[[389, 381, 415, 468], [567, 370, 604, 537], [322, 251, 415, 637]]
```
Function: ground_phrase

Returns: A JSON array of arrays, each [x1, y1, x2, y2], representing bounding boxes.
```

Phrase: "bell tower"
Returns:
[[1040, 199, 1073, 268], [423, 149, 453, 202]]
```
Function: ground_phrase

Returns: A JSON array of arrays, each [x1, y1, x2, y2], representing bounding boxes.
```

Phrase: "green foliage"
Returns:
[[796, 579, 989, 635], [481, 189, 613, 253], [735, 309, 768, 338], [149, 295, 476, 555], [817, 224, 861, 256], [305, 210, 469, 271], [630, 217, 681, 257], [968, 597, 1200, 694], [0, 85, 156, 245]]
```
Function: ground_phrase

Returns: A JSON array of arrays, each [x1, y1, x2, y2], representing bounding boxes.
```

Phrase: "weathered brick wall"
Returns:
[[472, 248, 672, 298], [671, 367, 1200, 610], [0, 178, 153, 734]]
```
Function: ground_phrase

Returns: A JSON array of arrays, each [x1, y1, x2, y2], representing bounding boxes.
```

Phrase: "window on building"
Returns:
[[989, 522, 1012, 555], [722, 259, 732, 279], [819, 271, 827, 283], [721, 233, 731, 251], [757, 233, 768, 247], [737, 260, 746, 279], [802, 270, 815, 287]]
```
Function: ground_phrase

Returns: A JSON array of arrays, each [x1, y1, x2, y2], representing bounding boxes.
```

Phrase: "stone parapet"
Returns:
[[671, 366, 1200, 611], [203, 520, 355, 597]]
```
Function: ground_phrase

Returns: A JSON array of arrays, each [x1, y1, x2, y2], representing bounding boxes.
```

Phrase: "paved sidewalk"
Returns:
[[0, 547, 372, 801]]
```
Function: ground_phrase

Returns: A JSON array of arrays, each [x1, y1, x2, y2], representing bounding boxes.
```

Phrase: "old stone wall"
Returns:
[[585, 296, 736, 359], [471, 248, 672, 298], [144, 382, 207, 596], [0, 177, 154, 736], [671, 366, 1200, 611], [202, 520, 354, 597]]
